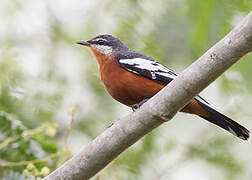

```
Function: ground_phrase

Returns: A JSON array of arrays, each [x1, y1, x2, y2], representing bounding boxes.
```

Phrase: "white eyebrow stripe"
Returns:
[[119, 58, 177, 79], [93, 38, 108, 42]]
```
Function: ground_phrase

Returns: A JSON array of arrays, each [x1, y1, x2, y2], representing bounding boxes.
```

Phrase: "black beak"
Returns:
[[76, 41, 91, 47]]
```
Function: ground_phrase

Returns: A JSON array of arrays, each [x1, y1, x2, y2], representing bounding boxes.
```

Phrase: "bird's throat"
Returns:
[[89, 47, 113, 67]]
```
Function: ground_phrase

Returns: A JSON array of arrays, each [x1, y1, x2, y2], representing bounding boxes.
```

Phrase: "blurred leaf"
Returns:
[[187, 137, 242, 177]]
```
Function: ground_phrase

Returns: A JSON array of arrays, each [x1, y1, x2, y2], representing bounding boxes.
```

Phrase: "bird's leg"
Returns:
[[131, 98, 150, 111]]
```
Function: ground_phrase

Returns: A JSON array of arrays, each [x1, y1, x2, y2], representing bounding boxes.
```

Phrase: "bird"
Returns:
[[77, 34, 250, 140]]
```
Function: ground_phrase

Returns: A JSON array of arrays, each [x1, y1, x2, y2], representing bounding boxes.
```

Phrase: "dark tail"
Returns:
[[197, 100, 250, 140]]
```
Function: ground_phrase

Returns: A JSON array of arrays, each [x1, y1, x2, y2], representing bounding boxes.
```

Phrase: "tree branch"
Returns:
[[44, 12, 252, 180]]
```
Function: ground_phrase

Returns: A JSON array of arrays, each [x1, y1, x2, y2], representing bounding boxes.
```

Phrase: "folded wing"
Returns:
[[115, 51, 177, 85]]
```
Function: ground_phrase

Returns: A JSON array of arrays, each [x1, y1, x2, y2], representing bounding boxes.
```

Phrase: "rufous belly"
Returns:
[[100, 59, 164, 106]]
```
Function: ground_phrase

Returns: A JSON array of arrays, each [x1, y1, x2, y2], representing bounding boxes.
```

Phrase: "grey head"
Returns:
[[77, 34, 129, 54]]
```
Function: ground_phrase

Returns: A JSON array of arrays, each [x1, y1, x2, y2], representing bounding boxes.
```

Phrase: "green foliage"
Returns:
[[187, 137, 242, 178], [0, 111, 25, 137], [0, 0, 251, 179], [0, 112, 58, 174], [0, 58, 24, 115]]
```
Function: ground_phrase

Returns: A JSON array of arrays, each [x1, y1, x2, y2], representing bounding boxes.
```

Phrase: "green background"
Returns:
[[0, 0, 251, 179]]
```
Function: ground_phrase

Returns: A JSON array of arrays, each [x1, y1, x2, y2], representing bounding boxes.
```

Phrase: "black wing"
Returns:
[[115, 51, 177, 85]]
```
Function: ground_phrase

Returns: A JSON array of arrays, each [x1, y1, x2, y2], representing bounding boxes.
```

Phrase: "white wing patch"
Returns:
[[119, 58, 177, 80], [93, 38, 108, 42]]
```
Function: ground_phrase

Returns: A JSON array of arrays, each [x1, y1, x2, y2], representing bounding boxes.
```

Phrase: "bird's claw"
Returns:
[[131, 98, 150, 112], [131, 104, 140, 111]]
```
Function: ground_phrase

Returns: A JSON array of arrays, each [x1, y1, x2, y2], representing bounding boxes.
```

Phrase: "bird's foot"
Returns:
[[131, 98, 150, 112]]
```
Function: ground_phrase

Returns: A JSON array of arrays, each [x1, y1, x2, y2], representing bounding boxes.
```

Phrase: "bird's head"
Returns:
[[77, 34, 128, 55]]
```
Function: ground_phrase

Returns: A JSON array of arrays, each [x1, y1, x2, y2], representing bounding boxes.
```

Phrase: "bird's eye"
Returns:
[[97, 40, 105, 45]]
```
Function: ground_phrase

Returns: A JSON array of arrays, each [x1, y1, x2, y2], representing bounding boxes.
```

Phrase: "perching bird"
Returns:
[[77, 34, 250, 140]]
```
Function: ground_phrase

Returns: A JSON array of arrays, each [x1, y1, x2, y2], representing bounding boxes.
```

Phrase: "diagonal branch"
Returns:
[[44, 11, 252, 180]]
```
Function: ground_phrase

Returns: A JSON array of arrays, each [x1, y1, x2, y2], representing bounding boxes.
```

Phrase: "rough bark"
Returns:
[[44, 12, 252, 180]]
